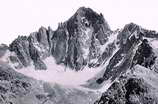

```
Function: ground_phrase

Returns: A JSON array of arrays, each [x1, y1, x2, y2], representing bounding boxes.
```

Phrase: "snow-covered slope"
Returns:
[[15, 56, 103, 87]]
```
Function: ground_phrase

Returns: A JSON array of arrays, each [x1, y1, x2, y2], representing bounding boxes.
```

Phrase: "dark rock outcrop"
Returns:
[[0, 44, 8, 57], [9, 26, 54, 70], [95, 64, 158, 104], [97, 23, 142, 83], [9, 36, 31, 67], [97, 23, 158, 84], [95, 77, 157, 104], [132, 39, 156, 68], [49, 7, 112, 70]]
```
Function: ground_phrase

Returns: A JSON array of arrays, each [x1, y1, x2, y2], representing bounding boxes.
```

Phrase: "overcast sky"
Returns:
[[0, 0, 158, 44]]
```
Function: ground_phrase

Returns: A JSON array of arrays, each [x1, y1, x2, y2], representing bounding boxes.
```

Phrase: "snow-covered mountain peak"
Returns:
[[1, 7, 158, 104]]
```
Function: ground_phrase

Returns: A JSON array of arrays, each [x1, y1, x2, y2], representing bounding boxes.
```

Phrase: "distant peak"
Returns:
[[76, 7, 95, 14], [75, 6, 102, 22]]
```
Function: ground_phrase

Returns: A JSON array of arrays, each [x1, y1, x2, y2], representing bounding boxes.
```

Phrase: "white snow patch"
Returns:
[[97, 79, 113, 93], [81, 44, 120, 92], [150, 40, 158, 49], [84, 28, 92, 36], [0, 50, 10, 63], [82, 48, 89, 59], [114, 54, 125, 67], [13, 35, 120, 92], [15, 56, 103, 87], [100, 32, 118, 53], [33, 43, 42, 51], [33, 42, 47, 52]]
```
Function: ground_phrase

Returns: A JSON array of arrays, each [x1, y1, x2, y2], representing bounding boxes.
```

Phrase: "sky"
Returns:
[[0, 0, 158, 44]]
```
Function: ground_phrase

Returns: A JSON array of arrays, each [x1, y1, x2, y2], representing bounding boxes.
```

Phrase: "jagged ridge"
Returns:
[[6, 7, 112, 71], [1, 6, 158, 104]]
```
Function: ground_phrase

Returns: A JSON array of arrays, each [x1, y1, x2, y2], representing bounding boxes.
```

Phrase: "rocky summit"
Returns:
[[0, 7, 158, 104]]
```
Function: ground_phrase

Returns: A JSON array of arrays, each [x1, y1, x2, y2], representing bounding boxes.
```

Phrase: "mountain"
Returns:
[[0, 7, 158, 104]]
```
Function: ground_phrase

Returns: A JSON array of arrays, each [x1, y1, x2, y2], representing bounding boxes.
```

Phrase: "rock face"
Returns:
[[97, 23, 158, 83], [132, 39, 156, 68], [7, 7, 112, 71], [52, 7, 111, 70], [9, 26, 54, 70], [0, 44, 8, 58], [9, 36, 31, 67], [95, 65, 158, 104], [1, 6, 158, 104], [95, 77, 157, 104]]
